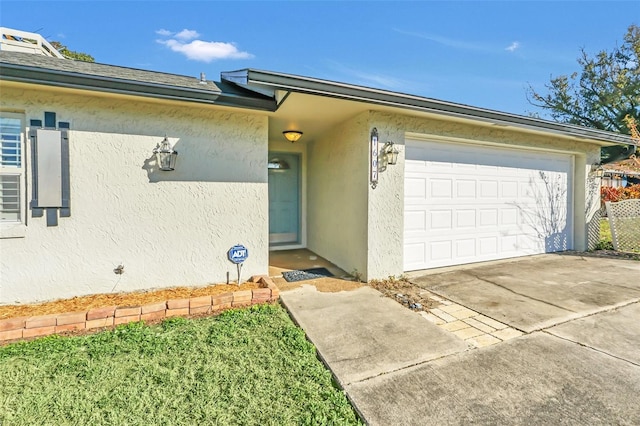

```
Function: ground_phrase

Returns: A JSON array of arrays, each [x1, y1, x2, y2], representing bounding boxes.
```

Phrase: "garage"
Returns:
[[403, 138, 574, 271]]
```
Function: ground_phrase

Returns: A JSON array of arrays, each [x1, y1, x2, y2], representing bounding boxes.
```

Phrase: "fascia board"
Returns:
[[242, 69, 636, 146]]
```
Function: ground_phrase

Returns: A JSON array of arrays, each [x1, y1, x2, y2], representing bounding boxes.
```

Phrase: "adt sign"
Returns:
[[228, 244, 248, 264]]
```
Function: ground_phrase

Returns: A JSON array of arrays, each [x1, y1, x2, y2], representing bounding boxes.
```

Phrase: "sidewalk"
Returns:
[[280, 284, 467, 386]]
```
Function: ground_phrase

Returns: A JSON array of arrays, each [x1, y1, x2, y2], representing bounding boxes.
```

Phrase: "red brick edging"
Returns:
[[0, 276, 280, 344]]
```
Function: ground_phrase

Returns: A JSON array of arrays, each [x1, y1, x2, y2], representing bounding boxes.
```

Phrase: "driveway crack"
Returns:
[[542, 329, 640, 368], [462, 271, 577, 313]]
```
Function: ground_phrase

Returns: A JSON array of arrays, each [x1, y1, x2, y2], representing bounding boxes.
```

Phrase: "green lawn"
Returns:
[[0, 304, 362, 426], [600, 218, 612, 241], [599, 217, 640, 253]]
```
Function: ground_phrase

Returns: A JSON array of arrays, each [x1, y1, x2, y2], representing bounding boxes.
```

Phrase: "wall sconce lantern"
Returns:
[[382, 141, 399, 166], [590, 164, 604, 178], [153, 136, 178, 171], [283, 130, 303, 143]]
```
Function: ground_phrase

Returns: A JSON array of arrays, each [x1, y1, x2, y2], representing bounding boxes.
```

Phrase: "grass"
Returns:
[[0, 304, 362, 426], [600, 218, 612, 242], [595, 218, 615, 250], [597, 217, 640, 254]]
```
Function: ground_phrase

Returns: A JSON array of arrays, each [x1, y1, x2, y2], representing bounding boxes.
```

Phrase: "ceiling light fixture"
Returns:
[[283, 130, 303, 143]]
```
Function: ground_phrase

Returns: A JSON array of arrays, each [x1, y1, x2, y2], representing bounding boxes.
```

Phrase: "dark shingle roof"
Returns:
[[0, 51, 276, 110]]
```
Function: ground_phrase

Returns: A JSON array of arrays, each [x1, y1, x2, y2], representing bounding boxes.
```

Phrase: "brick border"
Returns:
[[0, 276, 280, 344]]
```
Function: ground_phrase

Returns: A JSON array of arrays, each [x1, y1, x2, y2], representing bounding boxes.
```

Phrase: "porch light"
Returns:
[[153, 136, 178, 171], [382, 141, 399, 166], [590, 164, 604, 178], [283, 130, 303, 143]]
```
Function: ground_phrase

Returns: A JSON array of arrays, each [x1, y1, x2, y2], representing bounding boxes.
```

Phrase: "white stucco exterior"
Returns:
[[0, 63, 612, 303], [306, 112, 370, 278], [1, 84, 269, 303], [264, 108, 603, 283]]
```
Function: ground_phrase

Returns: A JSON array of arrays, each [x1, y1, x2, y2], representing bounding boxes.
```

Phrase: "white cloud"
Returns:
[[158, 39, 253, 62], [393, 28, 490, 52], [325, 60, 407, 90], [156, 29, 253, 62], [174, 29, 199, 41], [505, 42, 520, 52]]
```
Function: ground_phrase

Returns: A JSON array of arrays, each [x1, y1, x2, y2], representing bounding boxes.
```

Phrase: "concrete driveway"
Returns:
[[410, 253, 640, 332], [281, 254, 640, 425]]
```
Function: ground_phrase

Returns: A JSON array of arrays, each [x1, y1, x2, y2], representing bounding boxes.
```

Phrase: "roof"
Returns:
[[0, 49, 636, 148], [222, 69, 636, 147], [603, 157, 640, 175], [0, 51, 276, 110]]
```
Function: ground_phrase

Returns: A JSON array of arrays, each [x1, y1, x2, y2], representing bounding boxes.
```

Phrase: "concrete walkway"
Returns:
[[280, 255, 640, 425], [281, 285, 467, 386]]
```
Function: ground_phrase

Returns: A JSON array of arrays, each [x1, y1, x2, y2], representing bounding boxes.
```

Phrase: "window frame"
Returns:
[[1, 111, 27, 238]]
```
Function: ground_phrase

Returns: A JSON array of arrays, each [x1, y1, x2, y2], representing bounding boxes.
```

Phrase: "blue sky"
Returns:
[[1, 1, 636, 116]]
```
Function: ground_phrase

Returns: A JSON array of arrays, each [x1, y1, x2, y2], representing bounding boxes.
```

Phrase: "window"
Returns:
[[0, 113, 24, 224]]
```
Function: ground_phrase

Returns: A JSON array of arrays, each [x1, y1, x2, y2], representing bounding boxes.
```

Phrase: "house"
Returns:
[[600, 158, 640, 188], [0, 40, 635, 304]]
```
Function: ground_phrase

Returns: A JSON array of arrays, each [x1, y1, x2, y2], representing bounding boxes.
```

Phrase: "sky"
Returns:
[[0, 1, 637, 117]]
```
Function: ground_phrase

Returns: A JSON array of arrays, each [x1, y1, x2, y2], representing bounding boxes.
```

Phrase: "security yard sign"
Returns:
[[228, 244, 248, 285], [228, 244, 248, 264]]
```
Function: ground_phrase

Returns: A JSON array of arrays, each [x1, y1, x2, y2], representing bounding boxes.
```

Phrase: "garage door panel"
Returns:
[[430, 179, 453, 198], [479, 180, 499, 198], [405, 177, 427, 199], [456, 180, 477, 197], [405, 210, 427, 232], [404, 139, 573, 271], [456, 209, 476, 228]]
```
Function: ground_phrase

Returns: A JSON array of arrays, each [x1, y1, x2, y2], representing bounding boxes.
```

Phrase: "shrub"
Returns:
[[601, 183, 640, 203]]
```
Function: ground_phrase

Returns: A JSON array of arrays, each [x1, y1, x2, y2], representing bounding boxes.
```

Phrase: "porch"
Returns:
[[268, 249, 361, 292]]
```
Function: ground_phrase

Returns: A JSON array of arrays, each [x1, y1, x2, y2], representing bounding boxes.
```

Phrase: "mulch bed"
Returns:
[[0, 282, 259, 320]]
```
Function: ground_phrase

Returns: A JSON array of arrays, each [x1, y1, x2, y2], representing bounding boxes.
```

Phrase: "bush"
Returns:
[[601, 183, 640, 203]]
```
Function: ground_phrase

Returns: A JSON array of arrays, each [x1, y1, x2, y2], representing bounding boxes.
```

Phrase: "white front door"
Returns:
[[404, 139, 573, 271]]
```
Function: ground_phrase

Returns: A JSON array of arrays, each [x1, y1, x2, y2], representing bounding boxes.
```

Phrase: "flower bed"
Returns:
[[0, 276, 279, 344]]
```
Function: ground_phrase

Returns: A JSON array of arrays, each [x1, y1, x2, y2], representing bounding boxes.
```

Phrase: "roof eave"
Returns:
[[1, 63, 278, 111], [227, 68, 635, 146]]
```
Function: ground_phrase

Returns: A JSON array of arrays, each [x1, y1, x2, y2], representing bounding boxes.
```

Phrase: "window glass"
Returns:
[[1, 117, 22, 167], [0, 175, 20, 221], [0, 114, 24, 223]]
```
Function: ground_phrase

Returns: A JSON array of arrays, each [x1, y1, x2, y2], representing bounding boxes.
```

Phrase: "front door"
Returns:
[[268, 153, 300, 246]]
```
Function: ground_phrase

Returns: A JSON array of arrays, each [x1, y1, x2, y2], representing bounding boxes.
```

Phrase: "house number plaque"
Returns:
[[370, 127, 379, 189]]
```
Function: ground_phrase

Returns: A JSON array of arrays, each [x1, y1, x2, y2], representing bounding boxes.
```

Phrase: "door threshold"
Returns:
[[270, 244, 305, 251]]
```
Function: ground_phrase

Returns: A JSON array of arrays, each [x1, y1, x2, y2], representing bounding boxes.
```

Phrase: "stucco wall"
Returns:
[[366, 111, 602, 278], [0, 85, 269, 304], [307, 113, 369, 278]]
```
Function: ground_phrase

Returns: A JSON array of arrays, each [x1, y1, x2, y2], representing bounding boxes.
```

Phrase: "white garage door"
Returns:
[[404, 139, 573, 271]]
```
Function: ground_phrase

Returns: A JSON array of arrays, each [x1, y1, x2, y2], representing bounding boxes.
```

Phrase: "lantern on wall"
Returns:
[[153, 136, 178, 171], [382, 141, 399, 165]]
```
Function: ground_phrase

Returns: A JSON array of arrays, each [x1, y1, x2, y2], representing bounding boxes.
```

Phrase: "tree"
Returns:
[[528, 24, 639, 134], [49, 41, 95, 63]]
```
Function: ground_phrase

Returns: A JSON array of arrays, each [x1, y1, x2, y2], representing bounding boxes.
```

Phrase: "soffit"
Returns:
[[266, 91, 622, 147]]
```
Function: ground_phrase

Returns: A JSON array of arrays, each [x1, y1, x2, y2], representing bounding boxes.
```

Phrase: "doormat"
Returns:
[[282, 267, 334, 282]]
